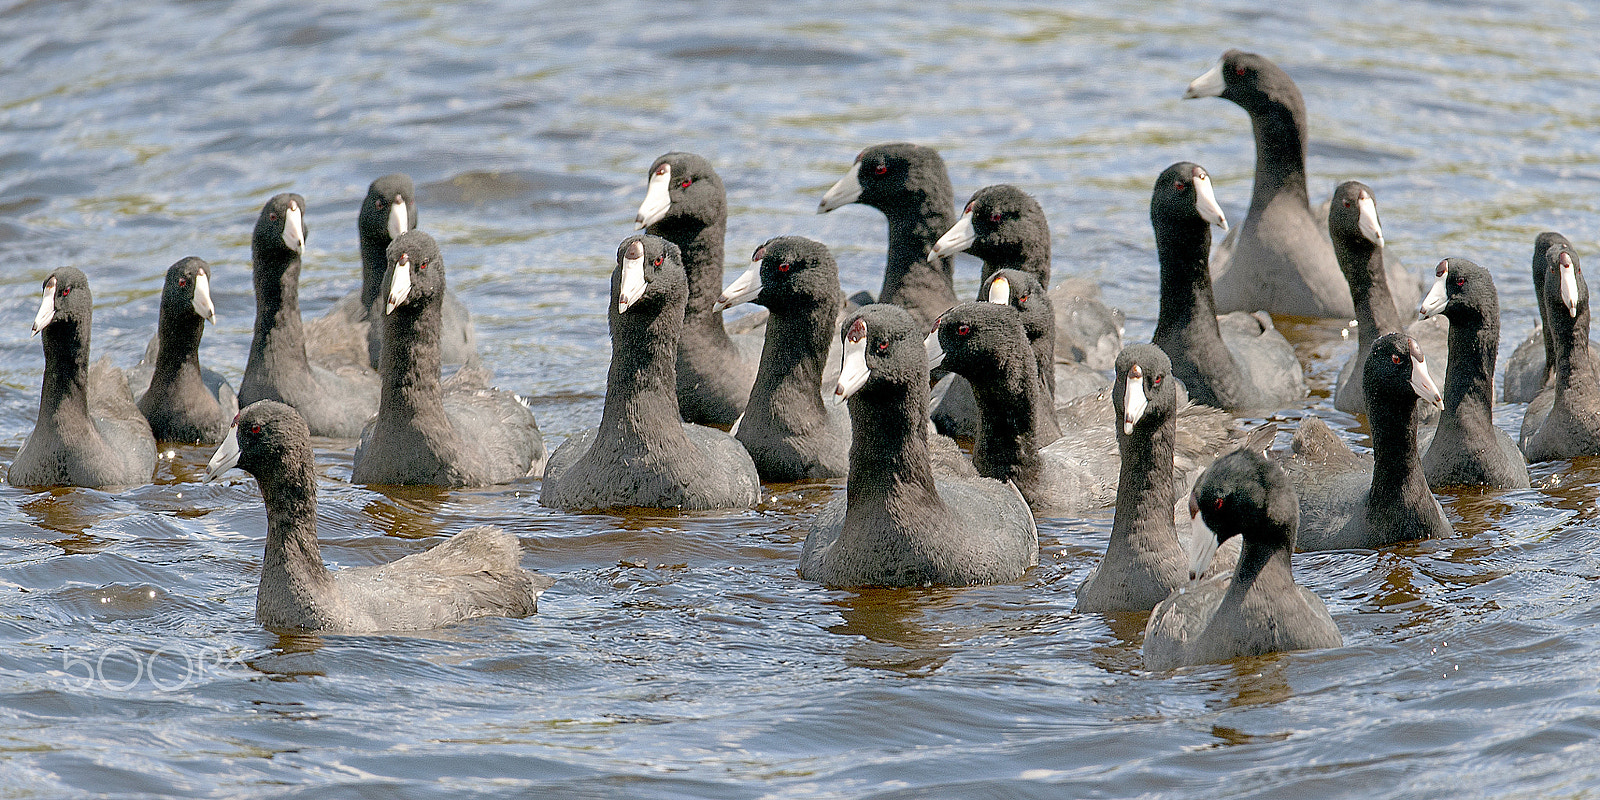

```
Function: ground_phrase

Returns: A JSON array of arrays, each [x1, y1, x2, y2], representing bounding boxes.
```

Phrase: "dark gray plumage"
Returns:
[[9, 268, 156, 488], [237, 193, 379, 438], [1183, 49, 1419, 318], [1519, 240, 1600, 462], [541, 235, 760, 511], [1416, 258, 1529, 489], [1281, 334, 1453, 551], [816, 143, 960, 332], [129, 257, 236, 445], [1506, 232, 1600, 409], [305, 174, 480, 371], [1143, 449, 1342, 671], [801, 304, 1036, 587], [1150, 162, 1305, 413], [351, 231, 545, 486], [1328, 181, 1446, 417], [721, 236, 849, 482], [634, 153, 761, 427], [207, 400, 551, 633]]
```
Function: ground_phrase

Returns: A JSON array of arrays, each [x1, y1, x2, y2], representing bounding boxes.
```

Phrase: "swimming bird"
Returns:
[[1183, 49, 1420, 318], [801, 304, 1037, 587], [304, 174, 480, 370], [541, 235, 761, 511], [1416, 258, 1530, 489], [206, 400, 552, 633], [1281, 333, 1452, 550], [351, 231, 546, 486], [237, 193, 379, 438], [1150, 162, 1305, 412], [1327, 181, 1445, 417], [1519, 240, 1600, 462], [9, 267, 156, 488], [634, 152, 760, 426], [129, 256, 237, 445], [1143, 448, 1342, 670]]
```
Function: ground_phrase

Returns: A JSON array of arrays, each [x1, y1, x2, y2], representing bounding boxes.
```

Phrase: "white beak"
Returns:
[[715, 257, 763, 311], [1122, 364, 1147, 435], [30, 277, 56, 336], [283, 200, 305, 254], [1193, 171, 1229, 231], [1184, 58, 1226, 99], [635, 165, 672, 230], [1357, 192, 1384, 246], [1185, 496, 1222, 581], [931, 207, 977, 259], [1411, 352, 1444, 409], [204, 423, 241, 482], [618, 241, 648, 314], [924, 328, 945, 370], [1560, 252, 1580, 318], [818, 159, 863, 214], [1418, 264, 1448, 319], [192, 270, 216, 324], [985, 274, 1012, 306], [387, 196, 409, 239], [385, 253, 412, 315], [835, 321, 870, 401]]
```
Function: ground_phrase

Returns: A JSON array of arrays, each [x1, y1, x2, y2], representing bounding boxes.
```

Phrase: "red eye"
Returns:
[[1392, 354, 1404, 365], [874, 164, 888, 175], [1342, 199, 1351, 208], [777, 262, 791, 273], [1153, 374, 1162, 385], [375, 199, 384, 209], [178, 277, 187, 288], [1234, 66, 1245, 76], [679, 179, 692, 189], [60, 287, 70, 296], [876, 341, 888, 353], [655, 164, 668, 176], [1214, 497, 1225, 511], [990, 212, 1002, 223], [956, 323, 970, 336], [1175, 181, 1186, 191], [250, 424, 261, 434], [1017, 294, 1029, 303], [419, 261, 428, 271], [269, 213, 279, 221], [652, 256, 664, 267], [1455, 276, 1465, 287]]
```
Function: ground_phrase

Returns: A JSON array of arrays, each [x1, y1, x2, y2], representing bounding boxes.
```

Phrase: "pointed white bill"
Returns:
[[1412, 352, 1444, 409], [1122, 364, 1147, 435], [387, 196, 409, 239], [924, 328, 945, 370], [1193, 170, 1229, 231], [192, 270, 217, 324], [834, 320, 870, 401], [931, 207, 977, 259], [1184, 58, 1226, 99], [204, 423, 241, 482], [1186, 499, 1222, 580], [385, 253, 412, 315], [818, 159, 863, 213], [283, 200, 305, 254], [1560, 252, 1580, 318], [30, 277, 56, 335], [1357, 191, 1384, 245], [985, 274, 1012, 306], [618, 241, 647, 314], [715, 257, 762, 311], [1418, 262, 1448, 319], [635, 164, 672, 229]]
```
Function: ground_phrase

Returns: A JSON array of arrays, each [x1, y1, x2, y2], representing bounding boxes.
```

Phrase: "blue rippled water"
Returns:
[[1, 0, 1599, 797]]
